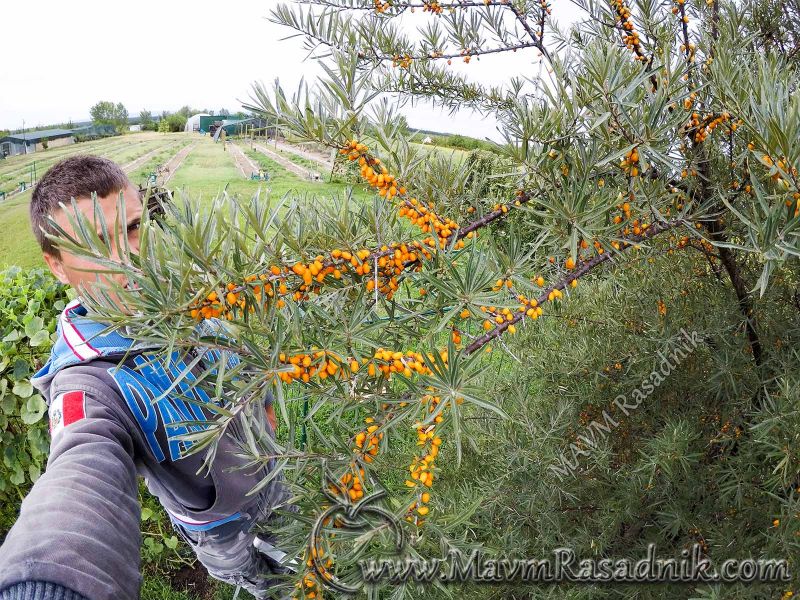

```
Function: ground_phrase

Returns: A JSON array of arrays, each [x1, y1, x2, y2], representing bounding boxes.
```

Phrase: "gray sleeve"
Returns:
[[0, 383, 142, 600]]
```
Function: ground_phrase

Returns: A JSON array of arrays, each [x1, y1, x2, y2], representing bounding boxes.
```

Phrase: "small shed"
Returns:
[[0, 128, 75, 157], [185, 113, 210, 133], [70, 125, 118, 140]]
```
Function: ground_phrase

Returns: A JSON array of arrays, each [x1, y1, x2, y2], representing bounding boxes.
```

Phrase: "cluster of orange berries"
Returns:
[[482, 305, 520, 332], [398, 200, 466, 249], [602, 362, 625, 375], [294, 543, 334, 600], [295, 571, 324, 599], [422, 0, 443, 14], [373, 0, 392, 13], [621, 217, 650, 238], [353, 418, 384, 465], [613, 201, 633, 225], [682, 91, 698, 110], [274, 348, 446, 385], [611, 0, 645, 59], [336, 462, 371, 500], [719, 419, 743, 439], [492, 277, 514, 291], [190, 276, 285, 321], [545, 150, 573, 176], [671, 0, 690, 24], [405, 420, 446, 520], [689, 111, 732, 143], [342, 141, 397, 197], [539, 0, 552, 16], [760, 152, 799, 181], [392, 53, 413, 69], [189, 243, 436, 320], [370, 242, 430, 297], [679, 41, 697, 64], [341, 140, 466, 251], [620, 147, 641, 177]]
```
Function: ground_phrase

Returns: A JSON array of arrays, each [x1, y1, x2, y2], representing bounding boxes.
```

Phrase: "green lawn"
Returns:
[[166, 136, 374, 203], [0, 192, 42, 268], [409, 141, 470, 163], [167, 138, 253, 199], [0, 133, 189, 269], [241, 144, 373, 201], [0, 133, 187, 196], [128, 140, 190, 187], [0, 135, 377, 269]]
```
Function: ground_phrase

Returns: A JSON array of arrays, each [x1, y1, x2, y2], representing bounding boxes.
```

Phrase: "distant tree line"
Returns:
[[2, 104, 253, 138]]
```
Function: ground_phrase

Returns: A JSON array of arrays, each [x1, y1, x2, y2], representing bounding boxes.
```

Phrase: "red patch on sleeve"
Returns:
[[49, 390, 86, 438]]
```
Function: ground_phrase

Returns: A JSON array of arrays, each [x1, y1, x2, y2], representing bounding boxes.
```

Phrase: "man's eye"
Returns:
[[127, 222, 141, 234]]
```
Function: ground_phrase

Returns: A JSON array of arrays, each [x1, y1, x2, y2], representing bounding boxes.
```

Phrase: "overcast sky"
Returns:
[[0, 1, 580, 141]]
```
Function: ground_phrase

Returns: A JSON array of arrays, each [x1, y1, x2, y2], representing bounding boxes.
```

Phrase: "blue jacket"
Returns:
[[0, 299, 284, 600]]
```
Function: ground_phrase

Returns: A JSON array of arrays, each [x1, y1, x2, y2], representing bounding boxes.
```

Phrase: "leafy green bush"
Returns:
[[0, 267, 68, 530]]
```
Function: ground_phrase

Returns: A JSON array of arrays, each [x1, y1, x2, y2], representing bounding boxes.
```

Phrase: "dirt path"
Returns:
[[273, 140, 333, 171], [252, 143, 321, 182], [161, 143, 197, 184], [122, 144, 171, 173], [228, 142, 260, 178]]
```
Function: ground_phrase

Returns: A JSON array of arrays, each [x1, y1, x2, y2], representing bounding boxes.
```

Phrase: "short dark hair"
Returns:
[[30, 155, 131, 256]]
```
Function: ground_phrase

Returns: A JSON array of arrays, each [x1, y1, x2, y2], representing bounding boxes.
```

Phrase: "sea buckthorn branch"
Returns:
[[299, 0, 553, 65], [296, 394, 447, 598], [188, 243, 432, 318], [609, 0, 649, 64], [305, 0, 512, 9], [272, 347, 443, 385], [463, 217, 684, 354], [340, 140, 464, 249], [383, 41, 541, 66], [326, 222, 687, 528], [682, 111, 736, 144], [537, 0, 550, 42], [456, 189, 534, 238], [289, 221, 682, 595], [673, 0, 695, 84], [506, 1, 550, 59], [187, 186, 537, 321], [403, 409, 447, 523]]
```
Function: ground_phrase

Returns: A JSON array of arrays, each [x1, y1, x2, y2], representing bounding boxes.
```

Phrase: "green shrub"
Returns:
[[0, 267, 68, 531]]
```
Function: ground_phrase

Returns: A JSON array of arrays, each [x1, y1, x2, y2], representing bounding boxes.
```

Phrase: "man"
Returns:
[[0, 156, 290, 600]]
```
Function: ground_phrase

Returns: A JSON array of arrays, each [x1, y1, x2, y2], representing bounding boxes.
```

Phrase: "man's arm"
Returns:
[[0, 383, 142, 600]]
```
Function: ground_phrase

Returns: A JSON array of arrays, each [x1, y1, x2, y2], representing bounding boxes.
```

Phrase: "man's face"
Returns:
[[43, 183, 143, 305]]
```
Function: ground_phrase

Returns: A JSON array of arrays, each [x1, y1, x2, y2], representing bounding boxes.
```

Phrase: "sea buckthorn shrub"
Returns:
[[54, 0, 800, 597]]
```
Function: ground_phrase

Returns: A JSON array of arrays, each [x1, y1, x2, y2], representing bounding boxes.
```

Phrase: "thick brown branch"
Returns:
[[464, 218, 684, 354]]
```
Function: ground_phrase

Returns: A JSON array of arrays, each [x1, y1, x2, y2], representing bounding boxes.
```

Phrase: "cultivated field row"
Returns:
[[0, 134, 188, 198]]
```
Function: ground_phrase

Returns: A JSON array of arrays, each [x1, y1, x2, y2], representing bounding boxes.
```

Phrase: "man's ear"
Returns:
[[43, 252, 69, 285]]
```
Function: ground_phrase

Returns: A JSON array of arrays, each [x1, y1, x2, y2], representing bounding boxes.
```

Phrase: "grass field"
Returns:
[[0, 132, 188, 269], [0, 134, 378, 269], [0, 133, 190, 196]]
